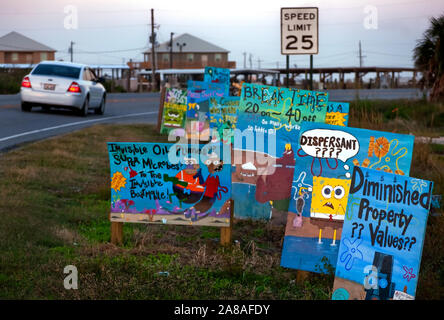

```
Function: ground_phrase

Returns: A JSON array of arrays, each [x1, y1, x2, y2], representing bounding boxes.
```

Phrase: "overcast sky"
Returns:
[[1, 0, 443, 69]]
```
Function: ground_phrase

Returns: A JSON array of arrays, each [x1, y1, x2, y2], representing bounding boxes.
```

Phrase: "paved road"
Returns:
[[0, 88, 436, 152], [327, 88, 427, 101], [0, 92, 161, 152]]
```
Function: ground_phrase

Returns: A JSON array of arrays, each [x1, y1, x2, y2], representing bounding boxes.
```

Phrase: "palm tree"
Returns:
[[413, 15, 444, 101]]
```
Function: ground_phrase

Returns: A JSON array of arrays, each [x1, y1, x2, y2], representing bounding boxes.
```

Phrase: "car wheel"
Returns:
[[78, 96, 89, 117], [95, 95, 106, 115], [21, 102, 32, 112]]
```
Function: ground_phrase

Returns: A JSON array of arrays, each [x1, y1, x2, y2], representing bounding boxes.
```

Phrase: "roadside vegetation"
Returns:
[[0, 69, 30, 94], [413, 15, 444, 102], [0, 100, 443, 299]]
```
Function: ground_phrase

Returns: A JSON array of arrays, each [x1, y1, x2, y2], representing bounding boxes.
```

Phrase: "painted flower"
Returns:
[[339, 237, 363, 271]]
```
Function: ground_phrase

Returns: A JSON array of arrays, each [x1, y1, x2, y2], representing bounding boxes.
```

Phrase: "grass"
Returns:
[[0, 123, 327, 299], [349, 98, 444, 136], [0, 99, 443, 299]]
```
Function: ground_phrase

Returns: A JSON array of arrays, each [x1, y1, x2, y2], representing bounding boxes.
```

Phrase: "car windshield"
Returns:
[[32, 64, 81, 79]]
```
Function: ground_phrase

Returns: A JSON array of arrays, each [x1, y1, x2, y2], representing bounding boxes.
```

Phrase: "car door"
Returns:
[[82, 68, 100, 107], [89, 68, 103, 106]]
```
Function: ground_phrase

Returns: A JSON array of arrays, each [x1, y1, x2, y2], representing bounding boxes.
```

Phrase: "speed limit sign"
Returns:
[[281, 7, 318, 55]]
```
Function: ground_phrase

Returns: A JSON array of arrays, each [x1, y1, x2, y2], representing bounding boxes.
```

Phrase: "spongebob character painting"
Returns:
[[163, 104, 185, 128], [310, 177, 351, 245], [160, 87, 188, 134], [281, 122, 415, 274]]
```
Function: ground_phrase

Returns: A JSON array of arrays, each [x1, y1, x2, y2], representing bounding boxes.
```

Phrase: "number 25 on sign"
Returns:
[[281, 7, 319, 55]]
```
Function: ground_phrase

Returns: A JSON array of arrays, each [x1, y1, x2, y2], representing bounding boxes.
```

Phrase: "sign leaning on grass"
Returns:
[[108, 142, 232, 227], [232, 83, 329, 220], [325, 101, 349, 127], [160, 88, 188, 135], [281, 122, 415, 274], [332, 166, 433, 300], [209, 96, 239, 145], [186, 80, 227, 141], [204, 66, 231, 96]]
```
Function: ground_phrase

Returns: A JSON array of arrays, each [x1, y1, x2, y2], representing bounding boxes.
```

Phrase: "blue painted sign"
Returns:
[[186, 80, 227, 140], [204, 66, 230, 95], [281, 122, 415, 273], [332, 166, 433, 300], [108, 142, 231, 227], [209, 96, 239, 145], [232, 83, 329, 221]]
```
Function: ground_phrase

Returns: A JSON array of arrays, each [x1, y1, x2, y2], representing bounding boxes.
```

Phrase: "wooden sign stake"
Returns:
[[156, 86, 166, 133], [111, 221, 123, 245], [296, 270, 309, 284], [220, 199, 234, 246]]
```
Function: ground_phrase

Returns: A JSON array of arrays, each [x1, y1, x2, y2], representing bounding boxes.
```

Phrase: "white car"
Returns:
[[20, 60, 106, 116]]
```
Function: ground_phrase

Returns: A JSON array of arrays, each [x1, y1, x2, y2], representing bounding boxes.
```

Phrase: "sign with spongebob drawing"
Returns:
[[108, 142, 231, 227], [332, 166, 433, 300], [326, 101, 349, 126], [232, 83, 329, 221], [160, 88, 188, 135], [281, 122, 415, 274]]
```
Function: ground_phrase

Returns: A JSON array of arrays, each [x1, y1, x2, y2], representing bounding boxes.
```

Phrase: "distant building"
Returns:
[[0, 31, 56, 65], [131, 33, 236, 70]]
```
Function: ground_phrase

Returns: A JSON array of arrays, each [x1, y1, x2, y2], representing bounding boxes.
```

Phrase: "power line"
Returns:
[[365, 50, 413, 58], [74, 47, 148, 54]]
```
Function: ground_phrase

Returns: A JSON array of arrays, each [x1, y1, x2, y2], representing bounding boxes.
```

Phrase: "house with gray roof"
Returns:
[[0, 31, 56, 64], [139, 33, 235, 70]]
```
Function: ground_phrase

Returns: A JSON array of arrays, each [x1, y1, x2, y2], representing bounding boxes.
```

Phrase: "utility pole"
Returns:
[[358, 40, 366, 68], [150, 9, 157, 91], [357, 41, 366, 89], [248, 53, 253, 69], [309, 55, 313, 91], [256, 57, 263, 69], [286, 55, 289, 87], [170, 32, 174, 69], [243, 52, 247, 68], [69, 41, 74, 62]]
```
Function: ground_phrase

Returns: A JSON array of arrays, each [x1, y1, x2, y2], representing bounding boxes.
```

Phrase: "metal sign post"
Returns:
[[281, 7, 319, 89]]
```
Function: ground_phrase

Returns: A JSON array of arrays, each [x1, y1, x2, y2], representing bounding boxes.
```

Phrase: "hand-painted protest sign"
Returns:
[[160, 88, 188, 134], [236, 83, 329, 136], [332, 166, 433, 300], [281, 122, 415, 273], [186, 80, 227, 141], [232, 83, 329, 220], [204, 67, 230, 96], [326, 101, 349, 127], [108, 142, 231, 227], [209, 96, 239, 145]]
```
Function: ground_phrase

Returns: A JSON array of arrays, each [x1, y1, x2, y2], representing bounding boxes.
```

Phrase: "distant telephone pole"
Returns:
[[249, 53, 253, 69], [150, 9, 157, 90], [256, 57, 263, 69], [358, 40, 366, 67], [69, 41, 74, 62], [170, 32, 174, 69], [243, 52, 247, 68]]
